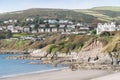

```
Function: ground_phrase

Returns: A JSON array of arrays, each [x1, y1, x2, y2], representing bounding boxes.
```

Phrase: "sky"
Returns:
[[0, 0, 120, 13]]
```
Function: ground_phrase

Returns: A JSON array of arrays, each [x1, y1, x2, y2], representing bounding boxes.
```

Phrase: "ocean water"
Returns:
[[0, 54, 64, 78]]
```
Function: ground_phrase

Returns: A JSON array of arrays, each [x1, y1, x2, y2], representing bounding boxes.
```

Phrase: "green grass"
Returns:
[[16, 40, 25, 47], [13, 33, 36, 38], [92, 6, 120, 12], [74, 6, 120, 22], [103, 35, 120, 53], [100, 36, 113, 42]]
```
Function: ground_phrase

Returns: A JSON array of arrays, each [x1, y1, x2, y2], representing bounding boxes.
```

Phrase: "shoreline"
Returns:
[[0, 69, 113, 80], [0, 50, 30, 54], [0, 54, 118, 80], [0, 67, 68, 79]]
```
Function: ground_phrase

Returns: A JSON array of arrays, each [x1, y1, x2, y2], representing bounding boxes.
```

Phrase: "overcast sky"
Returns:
[[0, 0, 120, 13]]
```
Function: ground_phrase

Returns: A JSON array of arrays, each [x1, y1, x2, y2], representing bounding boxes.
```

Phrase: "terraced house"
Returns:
[[0, 19, 90, 34], [97, 22, 120, 34]]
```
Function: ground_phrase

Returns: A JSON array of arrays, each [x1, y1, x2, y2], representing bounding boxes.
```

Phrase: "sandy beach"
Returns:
[[0, 69, 112, 80], [91, 72, 120, 80]]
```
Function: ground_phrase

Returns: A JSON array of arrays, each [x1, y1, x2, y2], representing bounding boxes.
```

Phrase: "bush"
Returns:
[[91, 30, 96, 35], [47, 44, 56, 53], [99, 31, 110, 36], [75, 42, 84, 51], [52, 47, 60, 53], [0, 30, 12, 39], [16, 40, 25, 47]]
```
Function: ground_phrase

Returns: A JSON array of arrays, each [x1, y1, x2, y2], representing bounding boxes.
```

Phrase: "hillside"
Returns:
[[0, 31, 120, 53], [0, 8, 96, 23], [74, 6, 120, 22], [0, 6, 120, 24]]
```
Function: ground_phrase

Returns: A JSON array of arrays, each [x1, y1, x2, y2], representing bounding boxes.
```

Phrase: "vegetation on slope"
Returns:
[[0, 6, 120, 24], [74, 6, 120, 22], [103, 35, 120, 53], [0, 32, 120, 54], [0, 8, 96, 23]]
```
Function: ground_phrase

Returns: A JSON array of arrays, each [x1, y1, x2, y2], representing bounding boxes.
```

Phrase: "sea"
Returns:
[[0, 54, 64, 78]]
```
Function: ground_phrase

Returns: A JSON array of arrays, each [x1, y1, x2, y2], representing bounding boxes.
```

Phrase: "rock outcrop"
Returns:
[[78, 39, 112, 64]]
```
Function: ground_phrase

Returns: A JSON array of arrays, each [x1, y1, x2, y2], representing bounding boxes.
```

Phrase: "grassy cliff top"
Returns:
[[0, 32, 120, 53]]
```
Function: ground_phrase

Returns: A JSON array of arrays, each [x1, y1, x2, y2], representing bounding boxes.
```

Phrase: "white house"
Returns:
[[97, 22, 118, 34], [0, 27, 3, 31], [23, 26, 31, 33], [26, 18, 34, 21], [117, 25, 120, 31], [7, 25, 14, 31], [51, 27, 57, 32], [4, 21, 9, 24]]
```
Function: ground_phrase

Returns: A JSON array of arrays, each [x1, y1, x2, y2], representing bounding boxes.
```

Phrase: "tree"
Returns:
[[91, 30, 96, 35], [21, 22, 26, 27], [56, 23, 59, 31], [0, 30, 12, 39], [34, 23, 39, 32], [45, 22, 49, 28]]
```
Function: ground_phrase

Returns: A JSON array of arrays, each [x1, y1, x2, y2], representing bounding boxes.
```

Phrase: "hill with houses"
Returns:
[[0, 6, 120, 25], [0, 8, 96, 23]]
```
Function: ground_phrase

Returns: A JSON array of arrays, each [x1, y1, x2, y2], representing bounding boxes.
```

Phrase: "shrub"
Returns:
[[99, 31, 110, 36], [47, 44, 56, 53], [91, 30, 96, 35], [16, 40, 25, 47]]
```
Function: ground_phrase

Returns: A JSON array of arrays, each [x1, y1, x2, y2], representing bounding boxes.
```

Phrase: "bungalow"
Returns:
[[26, 18, 34, 21], [45, 28, 51, 32], [117, 25, 120, 31], [74, 23, 90, 34], [39, 24, 46, 32], [39, 27, 57, 33], [39, 25, 52, 33], [66, 24, 76, 32], [59, 24, 66, 28], [59, 27, 66, 32], [51, 27, 57, 32], [9, 19, 13, 23], [9, 19, 18, 23], [57, 24, 65, 32], [64, 25, 72, 32], [59, 20, 69, 24], [68, 21, 74, 24], [30, 24, 35, 29], [59, 20, 65, 24], [40, 24, 46, 27], [11, 28, 19, 33], [49, 24, 56, 27], [23, 26, 31, 33], [2, 26, 7, 30], [0, 29, 2, 34], [0, 27, 3, 31], [48, 19, 58, 24], [38, 27, 45, 33], [49, 24, 58, 32], [67, 24, 75, 28], [7, 25, 14, 31], [15, 26, 23, 32], [4, 21, 9, 24]]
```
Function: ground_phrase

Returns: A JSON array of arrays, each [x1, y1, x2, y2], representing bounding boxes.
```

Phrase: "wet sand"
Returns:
[[0, 69, 112, 80], [91, 71, 120, 80]]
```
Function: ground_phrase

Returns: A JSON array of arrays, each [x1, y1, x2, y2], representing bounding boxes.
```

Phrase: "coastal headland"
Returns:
[[0, 32, 120, 80]]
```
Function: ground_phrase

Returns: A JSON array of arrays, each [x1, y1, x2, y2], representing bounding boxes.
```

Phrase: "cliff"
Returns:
[[0, 32, 120, 64]]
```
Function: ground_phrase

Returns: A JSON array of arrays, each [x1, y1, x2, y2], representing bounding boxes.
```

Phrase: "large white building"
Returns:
[[97, 22, 120, 34]]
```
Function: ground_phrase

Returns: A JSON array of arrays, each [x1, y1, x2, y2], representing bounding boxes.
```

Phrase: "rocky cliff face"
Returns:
[[78, 39, 112, 64]]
